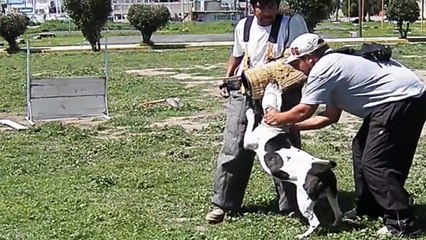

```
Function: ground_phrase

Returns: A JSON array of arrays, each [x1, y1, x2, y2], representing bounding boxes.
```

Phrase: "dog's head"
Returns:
[[303, 161, 337, 201], [261, 82, 283, 114]]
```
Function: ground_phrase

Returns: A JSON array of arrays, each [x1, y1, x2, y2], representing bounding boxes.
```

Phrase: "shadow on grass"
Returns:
[[240, 190, 356, 215], [414, 204, 426, 232], [5, 47, 51, 54], [150, 44, 189, 49], [138, 41, 189, 50], [239, 190, 369, 232], [239, 190, 426, 235]]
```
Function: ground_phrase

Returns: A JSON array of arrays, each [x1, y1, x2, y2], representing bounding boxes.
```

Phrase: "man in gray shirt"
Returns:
[[264, 33, 426, 237]]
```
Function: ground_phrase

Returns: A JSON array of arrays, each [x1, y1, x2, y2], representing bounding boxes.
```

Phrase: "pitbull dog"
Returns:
[[243, 82, 343, 239]]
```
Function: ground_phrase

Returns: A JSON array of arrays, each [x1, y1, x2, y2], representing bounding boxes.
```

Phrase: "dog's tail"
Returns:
[[312, 159, 337, 168]]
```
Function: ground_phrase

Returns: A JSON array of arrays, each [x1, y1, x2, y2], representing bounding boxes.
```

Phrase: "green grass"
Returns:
[[0, 45, 425, 239], [2, 20, 426, 48], [26, 20, 234, 35], [315, 20, 426, 38], [21, 31, 143, 47]]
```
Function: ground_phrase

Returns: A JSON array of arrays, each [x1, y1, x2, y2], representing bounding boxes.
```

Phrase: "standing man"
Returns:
[[205, 0, 308, 223], [264, 33, 426, 237]]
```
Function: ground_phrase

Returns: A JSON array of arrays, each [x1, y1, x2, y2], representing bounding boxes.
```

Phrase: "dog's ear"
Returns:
[[310, 160, 337, 174]]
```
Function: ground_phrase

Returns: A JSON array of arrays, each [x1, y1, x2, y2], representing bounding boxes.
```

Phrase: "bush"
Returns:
[[387, 0, 420, 38], [284, 0, 335, 32], [0, 13, 28, 52], [127, 4, 170, 45], [63, 0, 112, 51]]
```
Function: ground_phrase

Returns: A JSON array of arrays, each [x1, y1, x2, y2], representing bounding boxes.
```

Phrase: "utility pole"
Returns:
[[381, 0, 384, 29], [422, 0, 424, 35], [348, 0, 350, 22], [358, 0, 362, 37]]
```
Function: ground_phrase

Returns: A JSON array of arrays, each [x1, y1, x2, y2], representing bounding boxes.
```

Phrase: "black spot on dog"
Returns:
[[264, 152, 290, 180], [274, 170, 290, 180], [264, 133, 292, 152], [303, 162, 338, 201]]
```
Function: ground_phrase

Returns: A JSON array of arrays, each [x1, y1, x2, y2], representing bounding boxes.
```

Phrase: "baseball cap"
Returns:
[[285, 33, 327, 64]]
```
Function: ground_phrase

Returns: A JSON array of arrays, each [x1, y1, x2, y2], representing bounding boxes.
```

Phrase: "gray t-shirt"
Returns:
[[301, 51, 426, 118]]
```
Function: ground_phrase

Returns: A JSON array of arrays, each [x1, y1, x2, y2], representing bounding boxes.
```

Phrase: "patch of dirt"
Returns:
[[126, 69, 179, 76], [151, 110, 224, 133], [95, 126, 129, 140], [55, 117, 107, 129], [400, 55, 426, 59], [151, 113, 210, 132], [126, 64, 225, 89], [0, 112, 29, 132], [172, 73, 216, 81], [413, 69, 426, 83]]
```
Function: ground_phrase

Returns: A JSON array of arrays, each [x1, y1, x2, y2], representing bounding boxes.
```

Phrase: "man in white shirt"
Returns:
[[205, 0, 308, 223], [264, 33, 426, 237]]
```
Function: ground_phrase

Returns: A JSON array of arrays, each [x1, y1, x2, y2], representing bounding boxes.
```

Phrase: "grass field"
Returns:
[[0, 19, 425, 48], [0, 44, 425, 239]]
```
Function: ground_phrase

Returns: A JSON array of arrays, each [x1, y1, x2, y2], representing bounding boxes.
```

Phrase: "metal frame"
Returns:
[[25, 39, 110, 125]]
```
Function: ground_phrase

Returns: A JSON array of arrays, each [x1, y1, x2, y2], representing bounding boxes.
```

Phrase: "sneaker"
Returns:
[[377, 225, 423, 238], [377, 226, 392, 236], [343, 208, 360, 221], [205, 207, 225, 224]]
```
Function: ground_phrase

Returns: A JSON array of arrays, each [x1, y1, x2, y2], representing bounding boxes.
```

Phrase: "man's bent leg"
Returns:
[[350, 118, 383, 219], [362, 96, 426, 237], [208, 91, 256, 223]]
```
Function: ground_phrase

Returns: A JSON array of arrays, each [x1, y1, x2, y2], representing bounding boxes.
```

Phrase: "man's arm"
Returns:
[[225, 56, 243, 77], [264, 103, 318, 126], [295, 106, 342, 130], [226, 19, 245, 77]]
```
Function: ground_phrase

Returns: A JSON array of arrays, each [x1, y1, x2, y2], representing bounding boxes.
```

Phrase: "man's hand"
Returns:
[[263, 103, 319, 126], [264, 108, 283, 126]]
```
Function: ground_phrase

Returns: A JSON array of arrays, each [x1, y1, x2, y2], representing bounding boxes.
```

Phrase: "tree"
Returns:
[[284, 0, 335, 32], [0, 13, 27, 52], [330, 0, 341, 21], [63, 0, 112, 51], [342, 0, 359, 17], [342, 0, 389, 20], [127, 4, 170, 45], [387, 0, 420, 38]]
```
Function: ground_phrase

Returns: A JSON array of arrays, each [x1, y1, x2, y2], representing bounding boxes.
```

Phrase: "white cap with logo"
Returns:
[[285, 33, 327, 64]]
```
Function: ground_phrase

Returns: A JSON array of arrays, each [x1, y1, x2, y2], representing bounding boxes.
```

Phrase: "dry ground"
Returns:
[[1, 67, 425, 138]]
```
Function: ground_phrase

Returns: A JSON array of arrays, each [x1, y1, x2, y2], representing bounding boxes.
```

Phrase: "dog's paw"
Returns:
[[265, 82, 282, 96], [263, 83, 282, 111]]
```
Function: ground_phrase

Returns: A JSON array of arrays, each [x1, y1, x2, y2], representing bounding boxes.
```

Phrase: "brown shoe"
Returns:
[[205, 207, 225, 224]]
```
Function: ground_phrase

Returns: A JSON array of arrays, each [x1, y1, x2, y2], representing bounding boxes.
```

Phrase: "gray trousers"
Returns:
[[211, 87, 302, 212]]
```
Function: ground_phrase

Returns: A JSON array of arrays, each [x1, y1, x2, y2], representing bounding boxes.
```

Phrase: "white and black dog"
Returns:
[[243, 82, 343, 239]]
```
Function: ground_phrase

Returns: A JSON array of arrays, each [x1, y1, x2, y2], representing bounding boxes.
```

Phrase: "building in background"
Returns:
[[111, 0, 246, 22]]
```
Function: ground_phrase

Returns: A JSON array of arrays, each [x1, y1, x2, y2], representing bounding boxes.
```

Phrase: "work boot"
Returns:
[[205, 206, 225, 224], [343, 208, 361, 222]]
